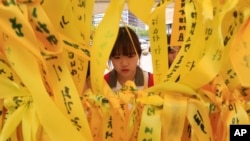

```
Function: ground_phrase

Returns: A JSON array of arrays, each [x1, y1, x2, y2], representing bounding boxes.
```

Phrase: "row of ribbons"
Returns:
[[0, 0, 250, 141]]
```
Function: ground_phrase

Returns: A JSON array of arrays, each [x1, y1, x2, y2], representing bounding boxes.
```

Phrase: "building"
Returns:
[[92, 9, 146, 30], [93, 0, 175, 32]]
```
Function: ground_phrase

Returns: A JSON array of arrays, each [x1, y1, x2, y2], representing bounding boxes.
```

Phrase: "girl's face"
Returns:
[[168, 46, 181, 67], [111, 53, 139, 82]]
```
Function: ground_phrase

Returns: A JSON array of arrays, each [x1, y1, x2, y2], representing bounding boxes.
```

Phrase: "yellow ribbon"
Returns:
[[90, 0, 125, 94], [148, 1, 170, 84]]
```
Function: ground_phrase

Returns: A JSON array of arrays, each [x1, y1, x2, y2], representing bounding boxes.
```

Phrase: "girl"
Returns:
[[104, 26, 154, 91]]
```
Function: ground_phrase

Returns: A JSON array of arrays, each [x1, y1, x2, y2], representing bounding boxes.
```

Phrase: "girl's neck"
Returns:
[[117, 72, 136, 86]]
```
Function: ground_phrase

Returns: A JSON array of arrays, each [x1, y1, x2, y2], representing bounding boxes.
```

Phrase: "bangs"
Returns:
[[110, 27, 141, 57], [111, 41, 136, 56]]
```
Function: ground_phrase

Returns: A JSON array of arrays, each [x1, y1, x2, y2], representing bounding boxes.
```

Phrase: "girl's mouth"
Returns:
[[121, 69, 129, 72]]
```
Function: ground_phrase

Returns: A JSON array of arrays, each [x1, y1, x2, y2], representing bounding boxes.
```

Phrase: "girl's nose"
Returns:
[[120, 57, 128, 66]]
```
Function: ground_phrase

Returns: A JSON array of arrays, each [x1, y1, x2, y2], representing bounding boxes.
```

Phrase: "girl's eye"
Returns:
[[168, 47, 177, 53], [168, 49, 175, 53], [113, 56, 120, 59], [128, 54, 136, 58], [168, 46, 180, 53]]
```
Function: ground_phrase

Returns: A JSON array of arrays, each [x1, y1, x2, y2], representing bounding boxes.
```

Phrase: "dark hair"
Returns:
[[167, 34, 172, 52], [110, 26, 141, 57], [86, 61, 90, 78], [167, 34, 171, 46]]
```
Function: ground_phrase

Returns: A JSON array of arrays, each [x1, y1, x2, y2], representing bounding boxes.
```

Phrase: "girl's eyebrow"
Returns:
[[169, 46, 180, 52]]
